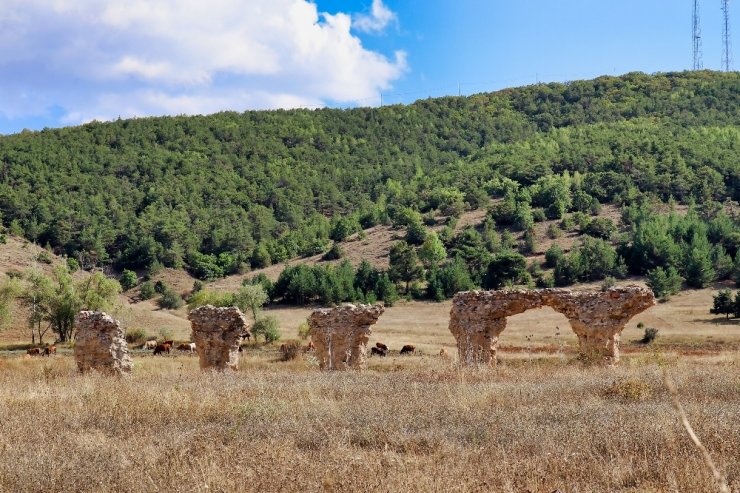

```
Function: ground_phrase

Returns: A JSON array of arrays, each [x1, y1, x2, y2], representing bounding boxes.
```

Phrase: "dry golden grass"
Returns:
[[0, 351, 737, 492]]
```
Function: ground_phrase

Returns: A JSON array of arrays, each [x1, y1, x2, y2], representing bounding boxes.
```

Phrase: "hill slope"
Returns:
[[0, 71, 738, 276]]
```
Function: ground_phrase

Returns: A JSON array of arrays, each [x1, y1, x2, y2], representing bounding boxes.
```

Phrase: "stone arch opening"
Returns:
[[502, 305, 577, 354], [448, 287, 655, 365]]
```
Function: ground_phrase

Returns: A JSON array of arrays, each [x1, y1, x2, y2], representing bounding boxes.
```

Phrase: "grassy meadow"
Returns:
[[0, 347, 737, 492]]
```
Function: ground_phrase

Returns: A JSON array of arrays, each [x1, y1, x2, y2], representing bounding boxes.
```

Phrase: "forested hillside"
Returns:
[[0, 71, 738, 294]]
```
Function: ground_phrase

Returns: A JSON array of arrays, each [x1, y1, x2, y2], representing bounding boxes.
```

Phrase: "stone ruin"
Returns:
[[74, 311, 133, 375], [449, 286, 656, 365], [188, 305, 250, 371], [308, 304, 385, 370]]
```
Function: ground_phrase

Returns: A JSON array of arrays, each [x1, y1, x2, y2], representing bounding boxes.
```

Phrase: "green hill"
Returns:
[[0, 71, 738, 292]]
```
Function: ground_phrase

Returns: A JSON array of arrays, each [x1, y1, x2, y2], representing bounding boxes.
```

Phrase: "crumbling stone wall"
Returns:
[[449, 287, 655, 365], [188, 305, 250, 371], [74, 311, 133, 375], [308, 304, 385, 370]]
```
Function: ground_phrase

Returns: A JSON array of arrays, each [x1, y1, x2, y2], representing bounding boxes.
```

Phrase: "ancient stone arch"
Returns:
[[449, 286, 655, 365], [309, 304, 385, 370], [188, 305, 250, 371]]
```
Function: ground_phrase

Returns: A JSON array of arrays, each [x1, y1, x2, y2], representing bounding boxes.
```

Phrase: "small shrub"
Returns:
[[157, 288, 184, 310], [546, 224, 562, 239], [535, 274, 555, 288], [252, 316, 281, 344], [603, 378, 652, 401], [560, 215, 575, 231], [125, 327, 148, 344], [640, 327, 659, 344], [297, 320, 310, 340], [66, 257, 80, 272], [192, 280, 205, 294], [0, 233, 6, 244], [600, 276, 616, 291], [545, 244, 564, 268], [139, 281, 156, 300], [532, 208, 546, 222], [158, 327, 174, 342], [322, 243, 343, 261], [120, 269, 138, 291], [36, 251, 53, 264], [154, 280, 167, 294]]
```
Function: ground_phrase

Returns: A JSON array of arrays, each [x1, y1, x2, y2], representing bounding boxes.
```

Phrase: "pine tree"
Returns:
[[683, 233, 716, 288], [710, 289, 735, 319], [388, 242, 423, 293]]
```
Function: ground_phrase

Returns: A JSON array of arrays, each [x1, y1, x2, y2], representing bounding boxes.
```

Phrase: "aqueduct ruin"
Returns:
[[189, 305, 251, 371], [449, 286, 656, 365], [308, 303, 385, 370], [74, 311, 133, 375]]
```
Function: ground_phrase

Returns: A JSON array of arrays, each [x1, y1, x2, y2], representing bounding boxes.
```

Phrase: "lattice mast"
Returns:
[[722, 0, 732, 71], [694, 0, 704, 70]]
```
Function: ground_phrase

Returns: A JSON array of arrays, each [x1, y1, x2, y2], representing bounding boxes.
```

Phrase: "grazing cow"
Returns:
[[153, 343, 171, 356], [43, 345, 57, 356], [304, 341, 315, 352], [400, 344, 416, 355], [143, 339, 157, 350], [370, 347, 387, 357], [241, 332, 251, 342], [27, 347, 41, 356], [162, 340, 174, 347], [439, 348, 449, 359], [375, 342, 388, 351]]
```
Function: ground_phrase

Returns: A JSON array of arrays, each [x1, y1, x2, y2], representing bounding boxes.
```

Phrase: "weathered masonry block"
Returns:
[[449, 287, 655, 365], [309, 304, 385, 370], [189, 305, 250, 371], [74, 311, 133, 375]]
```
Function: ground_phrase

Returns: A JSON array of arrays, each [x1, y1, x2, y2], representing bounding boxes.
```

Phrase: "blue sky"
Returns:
[[0, 0, 734, 135]]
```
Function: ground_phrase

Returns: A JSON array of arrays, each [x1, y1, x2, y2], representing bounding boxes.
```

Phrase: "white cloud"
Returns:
[[353, 0, 398, 34], [0, 0, 407, 127]]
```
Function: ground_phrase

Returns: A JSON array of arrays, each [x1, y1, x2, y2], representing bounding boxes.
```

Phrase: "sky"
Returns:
[[0, 0, 735, 135]]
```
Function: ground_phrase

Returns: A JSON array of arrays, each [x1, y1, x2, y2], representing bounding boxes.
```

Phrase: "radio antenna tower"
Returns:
[[722, 0, 732, 71], [693, 0, 703, 70]]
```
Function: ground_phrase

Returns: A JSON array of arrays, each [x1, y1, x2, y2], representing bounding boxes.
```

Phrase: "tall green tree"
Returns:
[[388, 242, 423, 293], [683, 233, 716, 288], [418, 232, 447, 269], [233, 284, 268, 321]]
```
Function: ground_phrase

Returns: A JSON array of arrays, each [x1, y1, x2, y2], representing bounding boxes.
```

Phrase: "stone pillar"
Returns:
[[449, 290, 543, 366], [188, 305, 250, 371], [308, 304, 385, 370], [74, 311, 133, 375], [450, 310, 507, 365], [545, 287, 656, 365]]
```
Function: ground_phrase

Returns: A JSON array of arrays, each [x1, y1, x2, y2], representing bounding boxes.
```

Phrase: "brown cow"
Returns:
[[162, 340, 174, 347], [304, 341, 315, 352], [370, 347, 387, 357], [27, 347, 41, 356], [400, 344, 415, 355], [43, 345, 57, 356], [153, 343, 171, 356], [375, 342, 388, 351]]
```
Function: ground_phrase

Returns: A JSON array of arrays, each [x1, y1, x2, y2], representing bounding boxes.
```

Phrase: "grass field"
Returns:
[[0, 350, 737, 492]]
